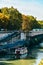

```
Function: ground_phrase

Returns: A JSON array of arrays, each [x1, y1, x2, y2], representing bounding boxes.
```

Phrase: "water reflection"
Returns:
[[35, 50, 43, 65], [0, 42, 43, 61], [0, 48, 38, 60], [0, 47, 28, 60], [40, 42, 43, 47], [0, 54, 28, 60]]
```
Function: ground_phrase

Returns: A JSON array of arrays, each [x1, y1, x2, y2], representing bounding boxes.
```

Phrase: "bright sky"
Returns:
[[0, 0, 43, 20]]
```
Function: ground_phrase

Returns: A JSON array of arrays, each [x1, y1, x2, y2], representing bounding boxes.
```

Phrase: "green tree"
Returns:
[[22, 15, 31, 32]]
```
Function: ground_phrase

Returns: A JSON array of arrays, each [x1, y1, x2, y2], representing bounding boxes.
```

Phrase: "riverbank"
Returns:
[[0, 59, 35, 65], [39, 59, 43, 65]]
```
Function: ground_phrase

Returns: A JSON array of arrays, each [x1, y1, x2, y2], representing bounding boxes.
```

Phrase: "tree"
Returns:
[[38, 20, 43, 28], [0, 7, 42, 31], [22, 15, 31, 32], [0, 7, 22, 30], [27, 16, 40, 29], [0, 13, 9, 30]]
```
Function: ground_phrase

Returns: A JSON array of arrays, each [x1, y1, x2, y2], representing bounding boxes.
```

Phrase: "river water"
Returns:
[[0, 42, 43, 61], [0, 33, 43, 65], [35, 51, 43, 65]]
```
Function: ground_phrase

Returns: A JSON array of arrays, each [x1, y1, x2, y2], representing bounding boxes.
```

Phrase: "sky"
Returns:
[[0, 0, 43, 20]]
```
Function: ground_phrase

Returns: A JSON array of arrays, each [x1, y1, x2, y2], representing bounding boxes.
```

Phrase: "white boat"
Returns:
[[15, 47, 28, 55]]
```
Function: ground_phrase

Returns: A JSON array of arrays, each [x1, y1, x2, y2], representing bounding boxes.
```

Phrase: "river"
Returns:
[[0, 42, 43, 60], [0, 33, 43, 65]]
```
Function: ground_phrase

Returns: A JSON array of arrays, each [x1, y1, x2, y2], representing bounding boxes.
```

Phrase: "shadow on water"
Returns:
[[0, 48, 38, 61], [0, 42, 43, 61], [0, 62, 12, 65]]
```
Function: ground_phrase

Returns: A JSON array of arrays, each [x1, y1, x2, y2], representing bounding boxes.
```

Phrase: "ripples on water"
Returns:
[[0, 33, 43, 63], [0, 43, 43, 61], [35, 49, 43, 65]]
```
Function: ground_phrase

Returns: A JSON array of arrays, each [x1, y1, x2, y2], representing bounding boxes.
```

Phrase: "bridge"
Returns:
[[28, 29, 43, 36], [26, 29, 43, 47], [0, 31, 20, 42], [0, 29, 43, 54]]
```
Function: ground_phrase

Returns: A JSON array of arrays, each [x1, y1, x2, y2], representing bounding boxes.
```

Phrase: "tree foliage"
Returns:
[[22, 15, 41, 31], [0, 7, 22, 30], [0, 7, 42, 31]]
